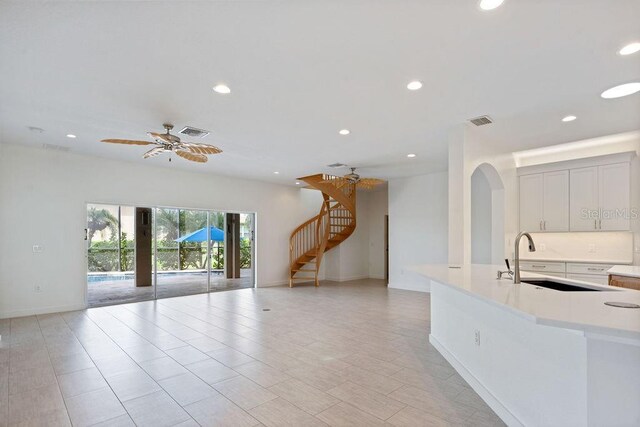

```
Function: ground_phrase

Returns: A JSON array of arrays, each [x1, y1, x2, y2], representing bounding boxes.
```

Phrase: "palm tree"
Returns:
[[87, 208, 118, 247]]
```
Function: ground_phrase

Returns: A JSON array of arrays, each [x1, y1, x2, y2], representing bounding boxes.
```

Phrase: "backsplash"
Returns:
[[518, 232, 635, 264]]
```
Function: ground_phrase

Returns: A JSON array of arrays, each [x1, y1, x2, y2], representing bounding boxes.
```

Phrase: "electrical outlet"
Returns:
[[34, 284, 42, 293], [588, 244, 596, 254], [540, 243, 546, 251], [474, 330, 481, 346]]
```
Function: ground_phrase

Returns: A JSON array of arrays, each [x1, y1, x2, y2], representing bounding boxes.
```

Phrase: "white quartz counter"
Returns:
[[608, 265, 640, 279], [412, 264, 640, 342]]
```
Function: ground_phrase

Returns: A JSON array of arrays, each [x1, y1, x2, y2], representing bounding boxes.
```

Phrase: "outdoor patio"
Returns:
[[87, 269, 253, 307]]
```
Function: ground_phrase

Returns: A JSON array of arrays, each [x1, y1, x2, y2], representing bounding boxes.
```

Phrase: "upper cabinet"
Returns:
[[543, 170, 570, 231], [518, 153, 634, 233], [570, 167, 599, 231], [599, 163, 630, 231], [519, 173, 544, 231], [519, 171, 569, 232]]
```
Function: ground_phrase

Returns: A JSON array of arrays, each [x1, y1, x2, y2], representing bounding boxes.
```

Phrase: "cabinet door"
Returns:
[[570, 167, 599, 231], [543, 170, 569, 231], [599, 163, 630, 231], [519, 174, 544, 231]]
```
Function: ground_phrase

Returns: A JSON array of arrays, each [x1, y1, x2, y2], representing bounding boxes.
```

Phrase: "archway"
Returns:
[[471, 163, 505, 265]]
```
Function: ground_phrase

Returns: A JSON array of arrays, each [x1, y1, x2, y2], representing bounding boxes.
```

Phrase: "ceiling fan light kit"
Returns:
[[101, 123, 222, 163]]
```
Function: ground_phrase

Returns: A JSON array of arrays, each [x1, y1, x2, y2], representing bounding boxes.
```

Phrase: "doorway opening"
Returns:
[[470, 163, 505, 265], [86, 203, 255, 307]]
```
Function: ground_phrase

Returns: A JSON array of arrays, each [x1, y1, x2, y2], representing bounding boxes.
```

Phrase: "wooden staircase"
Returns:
[[289, 174, 356, 287]]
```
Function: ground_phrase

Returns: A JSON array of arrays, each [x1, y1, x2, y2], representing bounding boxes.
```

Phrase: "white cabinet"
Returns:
[[570, 167, 599, 231], [543, 171, 569, 231], [519, 174, 544, 231], [599, 163, 630, 231], [520, 154, 633, 233], [520, 261, 614, 286], [569, 163, 630, 231], [519, 171, 568, 232]]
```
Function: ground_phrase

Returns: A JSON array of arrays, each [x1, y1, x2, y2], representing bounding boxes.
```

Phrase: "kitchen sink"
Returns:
[[521, 279, 603, 292]]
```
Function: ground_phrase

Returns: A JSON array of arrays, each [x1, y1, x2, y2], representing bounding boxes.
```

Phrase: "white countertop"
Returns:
[[608, 265, 640, 279], [412, 264, 640, 342]]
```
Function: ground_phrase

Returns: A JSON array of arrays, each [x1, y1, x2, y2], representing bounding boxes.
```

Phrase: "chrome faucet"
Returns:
[[514, 232, 536, 284]]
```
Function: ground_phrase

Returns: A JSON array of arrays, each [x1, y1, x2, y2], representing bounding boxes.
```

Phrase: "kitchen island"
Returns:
[[413, 264, 640, 427]]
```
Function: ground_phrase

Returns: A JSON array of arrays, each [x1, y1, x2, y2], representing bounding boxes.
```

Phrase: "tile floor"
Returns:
[[0, 279, 505, 426]]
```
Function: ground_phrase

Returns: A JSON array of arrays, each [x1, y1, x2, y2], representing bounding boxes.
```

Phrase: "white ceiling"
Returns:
[[1, 0, 639, 184]]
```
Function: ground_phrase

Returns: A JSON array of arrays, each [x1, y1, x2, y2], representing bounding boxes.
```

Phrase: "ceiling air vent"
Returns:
[[327, 163, 347, 168], [469, 115, 493, 126], [178, 126, 210, 138]]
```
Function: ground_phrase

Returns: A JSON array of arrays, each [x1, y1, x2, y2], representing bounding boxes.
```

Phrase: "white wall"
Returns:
[[471, 168, 492, 264], [0, 143, 324, 318], [388, 172, 448, 292]]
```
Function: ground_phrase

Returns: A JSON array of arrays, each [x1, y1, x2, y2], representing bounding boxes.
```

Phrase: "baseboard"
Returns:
[[258, 280, 288, 288], [0, 302, 87, 319], [388, 281, 431, 293], [324, 274, 369, 282], [429, 334, 523, 427]]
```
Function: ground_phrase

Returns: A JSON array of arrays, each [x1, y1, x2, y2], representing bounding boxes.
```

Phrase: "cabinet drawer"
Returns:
[[566, 263, 614, 276], [519, 261, 566, 274], [609, 275, 640, 291], [566, 274, 609, 286]]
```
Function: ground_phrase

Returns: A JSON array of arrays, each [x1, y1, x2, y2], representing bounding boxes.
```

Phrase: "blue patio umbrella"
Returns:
[[174, 226, 225, 243]]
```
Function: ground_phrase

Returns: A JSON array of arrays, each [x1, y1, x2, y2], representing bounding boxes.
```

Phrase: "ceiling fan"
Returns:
[[101, 123, 222, 163], [323, 167, 385, 189]]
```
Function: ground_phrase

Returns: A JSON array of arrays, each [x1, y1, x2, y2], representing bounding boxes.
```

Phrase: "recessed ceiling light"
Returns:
[[407, 81, 423, 91], [619, 42, 640, 56], [338, 129, 350, 135], [479, 0, 505, 10], [66, 134, 77, 138], [407, 153, 417, 158], [561, 115, 577, 122], [601, 82, 640, 99], [274, 171, 280, 174], [212, 84, 231, 94], [295, 181, 301, 185]]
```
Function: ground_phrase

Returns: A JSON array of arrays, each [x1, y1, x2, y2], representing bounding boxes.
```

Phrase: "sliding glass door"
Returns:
[[156, 208, 210, 298], [86, 204, 154, 307], [87, 204, 255, 308]]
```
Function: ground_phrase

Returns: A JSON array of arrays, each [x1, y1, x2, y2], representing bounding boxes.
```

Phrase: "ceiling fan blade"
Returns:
[[147, 132, 172, 143], [101, 139, 156, 146], [176, 149, 208, 163], [143, 147, 165, 159], [180, 142, 223, 155]]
